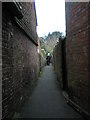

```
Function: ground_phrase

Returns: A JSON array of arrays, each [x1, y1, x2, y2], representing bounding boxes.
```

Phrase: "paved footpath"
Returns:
[[18, 65, 83, 118]]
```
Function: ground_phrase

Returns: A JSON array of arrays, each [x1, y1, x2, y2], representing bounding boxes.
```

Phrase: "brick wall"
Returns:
[[37, 38, 46, 75], [0, 2, 2, 120], [2, 2, 38, 118], [20, 2, 37, 42], [66, 2, 89, 114], [88, 2, 90, 113], [53, 40, 63, 88]]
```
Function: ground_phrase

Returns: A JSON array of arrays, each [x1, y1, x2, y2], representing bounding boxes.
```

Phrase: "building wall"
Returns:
[[2, 2, 38, 118], [88, 2, 90, 113], [0, 2, 2, 120], [53, 40, 63, 88], [37, 38, 46, 74], [66, 2, 89, 114]]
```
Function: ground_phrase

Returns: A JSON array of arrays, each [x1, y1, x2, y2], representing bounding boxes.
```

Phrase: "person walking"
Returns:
[[46, 53, 51, 66]]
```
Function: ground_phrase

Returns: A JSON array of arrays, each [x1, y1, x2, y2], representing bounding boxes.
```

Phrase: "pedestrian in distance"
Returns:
[[46, 53, 51, 66]]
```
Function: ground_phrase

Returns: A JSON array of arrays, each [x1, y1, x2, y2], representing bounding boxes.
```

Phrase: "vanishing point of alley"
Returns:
[[2, 1, 90, 119]]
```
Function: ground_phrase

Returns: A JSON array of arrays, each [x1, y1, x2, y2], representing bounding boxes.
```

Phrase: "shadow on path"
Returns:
[[18, 64, 83, 118]]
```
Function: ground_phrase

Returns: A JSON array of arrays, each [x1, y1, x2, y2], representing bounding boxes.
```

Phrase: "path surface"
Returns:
[[19, 65, 83, 118]]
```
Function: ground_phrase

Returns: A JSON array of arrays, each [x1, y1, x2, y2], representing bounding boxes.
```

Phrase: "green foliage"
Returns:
[[40, 31, 64, 57]]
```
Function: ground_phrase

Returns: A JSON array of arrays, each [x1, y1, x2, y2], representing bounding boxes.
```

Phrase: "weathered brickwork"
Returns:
[[88, 2, 90, 113], [2, 2, 38, 118], [0, 2, 2, 120], [19, 2, 37, 43], [53, 40, 63, 88], [37, 38, 45, 74], [66, 2, 90, 114]]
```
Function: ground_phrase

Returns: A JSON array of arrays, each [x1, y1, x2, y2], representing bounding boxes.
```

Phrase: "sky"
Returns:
[[35, 0, 66, 37]]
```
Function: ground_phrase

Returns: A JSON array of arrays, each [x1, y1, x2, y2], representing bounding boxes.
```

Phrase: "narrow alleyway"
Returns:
[[17, 65, 83, 118]]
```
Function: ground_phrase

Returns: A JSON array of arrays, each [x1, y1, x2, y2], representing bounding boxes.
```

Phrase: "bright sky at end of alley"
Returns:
[[35, 0, 66, 37]]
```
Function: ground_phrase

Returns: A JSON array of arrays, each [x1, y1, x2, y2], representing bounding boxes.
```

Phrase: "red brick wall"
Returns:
[[53, 40, 63, 88], [88, 2, 90, 113], [0, 2, 2, 119], [2, 2, 38, 118], [66, 2, 89, 113], [21, 2, 37, 41]]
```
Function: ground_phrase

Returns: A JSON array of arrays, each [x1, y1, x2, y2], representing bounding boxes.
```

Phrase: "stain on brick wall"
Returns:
[[66, 2, 89, 114], [2, 2, 38, 118]]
